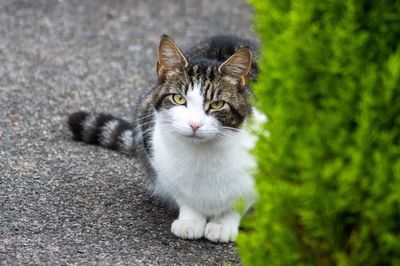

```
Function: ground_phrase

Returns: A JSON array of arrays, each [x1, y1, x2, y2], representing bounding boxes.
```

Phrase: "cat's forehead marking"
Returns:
[[186, 81, 204, 109], [202, 79, 211, 100]]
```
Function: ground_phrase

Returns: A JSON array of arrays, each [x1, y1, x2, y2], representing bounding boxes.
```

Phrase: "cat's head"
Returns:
[[152, 35, 252, 143]]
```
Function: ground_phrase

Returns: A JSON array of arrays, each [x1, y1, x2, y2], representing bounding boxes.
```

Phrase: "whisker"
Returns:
[[135, 114, 155, 123]]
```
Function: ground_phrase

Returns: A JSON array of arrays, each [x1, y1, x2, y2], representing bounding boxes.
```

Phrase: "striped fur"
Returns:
[[67, 35, 260, 243], [68, 111, 137, 154]]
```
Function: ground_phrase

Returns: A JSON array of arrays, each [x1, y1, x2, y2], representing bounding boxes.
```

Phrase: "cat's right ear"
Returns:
[[157, 35, 188, 78], [218, 47, 252, 91]]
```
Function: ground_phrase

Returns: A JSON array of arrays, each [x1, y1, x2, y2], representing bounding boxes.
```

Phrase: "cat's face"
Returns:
[[153, 35, 252, 143]]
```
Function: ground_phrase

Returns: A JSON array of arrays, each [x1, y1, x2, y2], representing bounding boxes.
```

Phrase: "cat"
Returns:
[[68, 34, 260, 243]]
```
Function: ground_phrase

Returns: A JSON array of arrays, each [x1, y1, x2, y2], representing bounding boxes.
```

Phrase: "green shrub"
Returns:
[[239, 1, 400, 265]]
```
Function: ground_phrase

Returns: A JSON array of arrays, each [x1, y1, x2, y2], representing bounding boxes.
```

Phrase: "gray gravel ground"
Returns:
[[0, 0, 257, 265]]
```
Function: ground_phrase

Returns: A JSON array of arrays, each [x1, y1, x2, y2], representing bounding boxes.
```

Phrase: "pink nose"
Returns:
[[189, 122, 202, 133]]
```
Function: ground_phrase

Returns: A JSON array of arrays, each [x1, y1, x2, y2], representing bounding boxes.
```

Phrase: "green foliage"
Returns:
[[238, 1, 400, 265]]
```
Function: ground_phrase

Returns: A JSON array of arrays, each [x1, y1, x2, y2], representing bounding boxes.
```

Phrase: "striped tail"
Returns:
[[68, 111, 136, 154]]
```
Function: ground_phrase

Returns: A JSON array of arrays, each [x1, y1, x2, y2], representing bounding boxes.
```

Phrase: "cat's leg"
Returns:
[[171, 204, 206, 240], [205, 210, 240, 243]]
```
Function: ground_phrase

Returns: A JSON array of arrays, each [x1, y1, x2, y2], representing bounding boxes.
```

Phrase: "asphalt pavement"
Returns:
[[0, 0, 257, 265]]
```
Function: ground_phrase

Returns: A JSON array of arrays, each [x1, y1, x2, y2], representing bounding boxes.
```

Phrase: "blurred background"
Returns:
[[239, 1, 400, 265]]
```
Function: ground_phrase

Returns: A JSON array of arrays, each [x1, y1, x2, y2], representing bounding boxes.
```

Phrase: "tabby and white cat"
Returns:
[[68, 35, 259, 243]]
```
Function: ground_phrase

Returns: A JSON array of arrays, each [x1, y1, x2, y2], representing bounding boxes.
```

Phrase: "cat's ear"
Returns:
[[157, 35, 188, 78], [218, 47, 252, 90]]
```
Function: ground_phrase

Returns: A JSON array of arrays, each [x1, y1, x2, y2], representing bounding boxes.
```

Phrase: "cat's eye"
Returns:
[[210, 100, 225, 110], [172, 94, 186, 105]]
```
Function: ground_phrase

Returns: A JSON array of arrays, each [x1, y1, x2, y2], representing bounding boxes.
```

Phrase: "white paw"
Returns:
[[205, 222, 238, 243], [171, 219, 206, 240]]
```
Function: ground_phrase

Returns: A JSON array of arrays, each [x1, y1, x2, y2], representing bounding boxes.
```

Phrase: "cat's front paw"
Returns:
[[171, 219, 206, 240], [205, 222, 238, 243]]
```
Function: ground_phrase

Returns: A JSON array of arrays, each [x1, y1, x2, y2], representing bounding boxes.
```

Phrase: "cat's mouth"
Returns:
[[183, 133, 205, 140], [179, 132, 216, 143]]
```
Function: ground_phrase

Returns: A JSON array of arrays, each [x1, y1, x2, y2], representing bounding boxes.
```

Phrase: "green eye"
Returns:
[[172, 94, 186, 105], [210, 100, 225, 110]]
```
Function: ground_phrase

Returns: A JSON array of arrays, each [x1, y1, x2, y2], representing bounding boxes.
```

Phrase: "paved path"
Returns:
[[0, 0, 256, 264]]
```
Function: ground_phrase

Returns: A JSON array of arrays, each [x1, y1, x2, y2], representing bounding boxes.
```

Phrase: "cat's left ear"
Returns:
[[218, 47, 252, 90], [157, 35, 188, 78]]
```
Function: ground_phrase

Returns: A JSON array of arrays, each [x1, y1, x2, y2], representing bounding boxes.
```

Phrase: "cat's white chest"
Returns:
[[150, 122, 256, 216]]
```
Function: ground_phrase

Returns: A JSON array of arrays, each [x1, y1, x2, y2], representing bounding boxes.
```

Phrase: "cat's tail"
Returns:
[[68, 111, 136, 154]]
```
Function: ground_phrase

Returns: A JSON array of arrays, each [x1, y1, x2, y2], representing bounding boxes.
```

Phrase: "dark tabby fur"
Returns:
[[68, 34, 258, 180]]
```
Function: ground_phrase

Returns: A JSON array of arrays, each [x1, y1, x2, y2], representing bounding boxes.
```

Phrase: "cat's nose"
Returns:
[[189, 122, 202, 133]]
